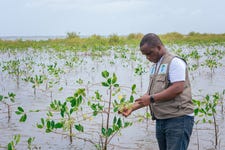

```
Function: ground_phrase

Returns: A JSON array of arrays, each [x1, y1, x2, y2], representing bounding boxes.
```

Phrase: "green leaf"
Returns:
[[27, 137, 35, 145], [15, 134, 21, 144], [29, 109, 40, 112], [113, 116, 117, 124], [102, 70, 109, 78], [77, 95, 82, 106], [60, 109, 65, 118], [8, 142, 13, 150], [203, 118, 206, 123], [132, 84, 136, 92], [70, 99, 76, 107], [102, 127, 106, 136], [55, 122, 63, 128], [15, 111, 23, 115], [75, 124, 84, 132], [93, 111, 98, 116], [19, 114, 27, 122], [45, 129, 52, 133], [66, 96, 75, 102], [51, 120, 55, 128], [95, 91, 101, 100], [47, 120, 51, 129], [70, 108, 74, 114], [18, 107, 24, 112], [101, 82, 109, 87], [0, 95, 3, 101], [58, 87, 63, 91], [106, 128, 113, 137], [47, 111, 53, 117], [113, 107, 118, 113], [207, 113, 213, 116], [124, 122, 132, 128], [36, 124, 43, 129], [194, 108, 199, 116], [129, 95, 134, 102], [117, 118, 122, 128], [41, 118, 45, 126], [113, 84, 119, 87], [112, 73, 117, 84], [107, 78, 112, 84]]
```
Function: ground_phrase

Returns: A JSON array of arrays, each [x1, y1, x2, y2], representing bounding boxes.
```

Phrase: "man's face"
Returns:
[[140, 43, 162, 63]]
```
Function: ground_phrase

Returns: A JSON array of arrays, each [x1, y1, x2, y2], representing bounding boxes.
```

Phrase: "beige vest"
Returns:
[[147, 52, 194, 119]]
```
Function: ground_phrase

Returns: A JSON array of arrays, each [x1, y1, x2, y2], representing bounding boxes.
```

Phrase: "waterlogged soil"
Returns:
[[0, 46, 225, 150]]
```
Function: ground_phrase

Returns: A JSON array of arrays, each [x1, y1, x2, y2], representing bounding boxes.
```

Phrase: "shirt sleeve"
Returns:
[[169, 57, 186, 83]]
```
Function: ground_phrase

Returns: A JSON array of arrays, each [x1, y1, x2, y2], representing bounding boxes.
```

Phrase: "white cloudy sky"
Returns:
[[0, 0, 224, 36]]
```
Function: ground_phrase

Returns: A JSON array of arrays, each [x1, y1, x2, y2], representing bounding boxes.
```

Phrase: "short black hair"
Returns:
[[140, 33, 164, 47]]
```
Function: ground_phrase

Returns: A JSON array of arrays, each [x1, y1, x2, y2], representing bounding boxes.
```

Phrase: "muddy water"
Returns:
[[0, 46, 225, 150]]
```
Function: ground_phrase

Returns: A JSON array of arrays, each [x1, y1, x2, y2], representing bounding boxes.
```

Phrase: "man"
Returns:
[[121, 33, 194, 150]]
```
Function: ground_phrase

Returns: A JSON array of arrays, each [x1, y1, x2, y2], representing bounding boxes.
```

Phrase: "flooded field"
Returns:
[[0, 44, 225, 150]]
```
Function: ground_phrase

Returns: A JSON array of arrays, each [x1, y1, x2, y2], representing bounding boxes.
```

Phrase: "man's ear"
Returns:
[[157, 45, 161, 51]]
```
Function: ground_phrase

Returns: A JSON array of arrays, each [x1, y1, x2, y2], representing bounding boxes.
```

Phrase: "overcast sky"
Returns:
[[0, 0, 224, 36]]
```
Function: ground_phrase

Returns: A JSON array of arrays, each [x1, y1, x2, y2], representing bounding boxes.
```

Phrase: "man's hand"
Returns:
[[135, 94, 150, 106], [119, 107, 133, 117], [119, 98, 147, 117]]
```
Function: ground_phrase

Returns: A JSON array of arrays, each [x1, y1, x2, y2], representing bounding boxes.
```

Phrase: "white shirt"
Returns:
[[169, 57, 186, 83], [156, 56, 186, 83]]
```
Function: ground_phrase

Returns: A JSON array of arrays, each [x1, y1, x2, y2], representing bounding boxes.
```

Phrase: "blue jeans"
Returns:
[[156, 115, 194, 150]]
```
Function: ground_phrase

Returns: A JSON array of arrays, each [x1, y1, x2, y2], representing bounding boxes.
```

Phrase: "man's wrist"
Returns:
[[150, 95, 155, 103]]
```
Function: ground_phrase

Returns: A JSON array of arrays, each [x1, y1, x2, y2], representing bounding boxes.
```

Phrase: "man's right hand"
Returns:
[[119, 99, 146, 117], [119, 107, 133, 117]]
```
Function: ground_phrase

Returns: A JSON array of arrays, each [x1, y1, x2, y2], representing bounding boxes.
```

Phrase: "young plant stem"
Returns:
[[70, 123, 73, 144], [104, 85, 112, 150], [2, 101, 11, 122], [8, 104, 11, 122], [213, 113, 218, 149], [67, 114, 73, 144], [16, 75, 19, 88], [34, 87, 36, 97]]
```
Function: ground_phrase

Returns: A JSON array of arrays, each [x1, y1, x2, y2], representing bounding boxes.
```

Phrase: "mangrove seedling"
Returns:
[[36, 88, 86, 144], [0, 92, 16, 122]]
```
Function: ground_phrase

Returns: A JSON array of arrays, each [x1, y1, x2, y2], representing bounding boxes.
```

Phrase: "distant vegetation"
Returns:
[[1, 32, 225, 52]]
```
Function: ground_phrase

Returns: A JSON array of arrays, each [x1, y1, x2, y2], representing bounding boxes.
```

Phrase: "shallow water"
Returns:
[[0, 45, 225, 150]]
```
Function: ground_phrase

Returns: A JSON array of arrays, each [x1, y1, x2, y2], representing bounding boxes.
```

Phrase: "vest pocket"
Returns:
[[153, 75, 167, 94], [153, 99, 180, 114]]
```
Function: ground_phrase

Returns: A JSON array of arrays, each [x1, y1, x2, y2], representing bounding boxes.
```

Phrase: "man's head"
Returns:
[[140, 33, 166, 63]]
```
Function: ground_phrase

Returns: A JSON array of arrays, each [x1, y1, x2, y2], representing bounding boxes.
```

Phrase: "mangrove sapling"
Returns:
[[193, 92, 220, 149], [27, 137, 36, 150], [23, 75, 46, 97], [7, 134, 21, 150], [89, 71, 133, 150], [134, 64, 146, 92], [5, 134, 36, 150], [172, 48, 189, 62], [134, 66, 151, 125], [189, 49, 201, 68], [36, 88, 86, 144], [45, 62, 65, 100], [15, 106, 40, 123], [2, 59, 25, 88], [201, 48, 223, 78], [0, 92, 16, 122]]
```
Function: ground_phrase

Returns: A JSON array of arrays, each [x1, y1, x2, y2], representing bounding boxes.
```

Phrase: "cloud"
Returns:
[[25, 0, 150, 12], [1, 0, 225, 36]]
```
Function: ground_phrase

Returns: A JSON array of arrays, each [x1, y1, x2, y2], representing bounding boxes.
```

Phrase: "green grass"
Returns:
[[1, 32, 225, 52]]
